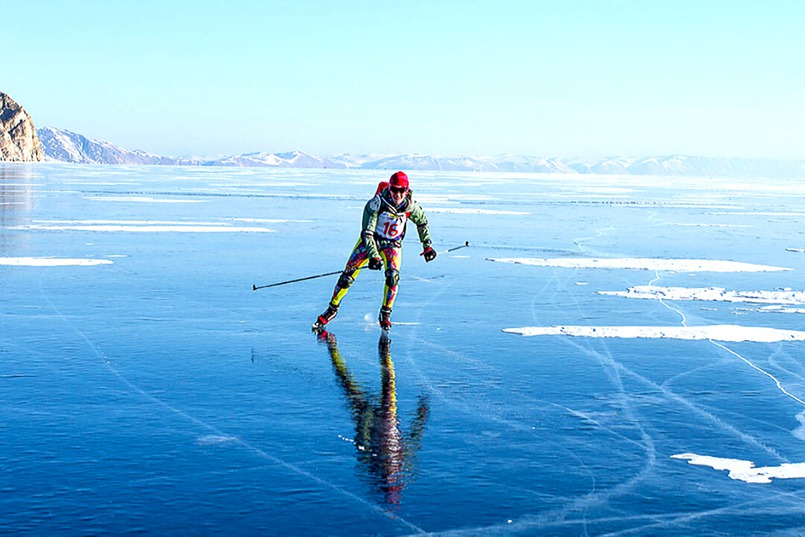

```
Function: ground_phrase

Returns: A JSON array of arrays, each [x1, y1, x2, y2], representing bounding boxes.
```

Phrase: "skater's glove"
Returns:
[[422, 246, 437, 262], [368, 257, 383, 270]]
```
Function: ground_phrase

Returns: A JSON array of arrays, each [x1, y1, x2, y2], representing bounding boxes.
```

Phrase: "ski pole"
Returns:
[[252, 270, 342, 291], [422, 241, 470, 257], [441, 241, 470, 254], [254, 242, 469, 290]]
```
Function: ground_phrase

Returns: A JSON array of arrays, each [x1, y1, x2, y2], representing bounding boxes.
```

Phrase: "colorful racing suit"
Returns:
[[328, 186, 432, 312]]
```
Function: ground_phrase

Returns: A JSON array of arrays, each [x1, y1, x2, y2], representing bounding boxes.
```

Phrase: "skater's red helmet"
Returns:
[[389, 171, 409, 191]]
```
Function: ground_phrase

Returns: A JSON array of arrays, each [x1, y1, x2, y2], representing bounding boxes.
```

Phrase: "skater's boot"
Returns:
[[312, 303, 339, 332], [378, 307, 392, 331]]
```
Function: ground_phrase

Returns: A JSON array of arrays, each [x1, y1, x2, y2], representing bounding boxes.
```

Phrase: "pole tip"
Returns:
[[465, 241, 470, 246], [252, 284, 257, 291]]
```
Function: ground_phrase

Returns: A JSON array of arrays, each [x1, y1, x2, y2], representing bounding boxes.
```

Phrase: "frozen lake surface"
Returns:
[[3, 163, 805, 535]]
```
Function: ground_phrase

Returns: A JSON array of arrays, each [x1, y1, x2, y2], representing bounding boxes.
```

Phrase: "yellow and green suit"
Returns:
[[328, 186, 432, 313]]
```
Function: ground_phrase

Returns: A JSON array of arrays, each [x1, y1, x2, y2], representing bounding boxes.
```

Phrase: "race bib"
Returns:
[[376, 211, 407, 240]]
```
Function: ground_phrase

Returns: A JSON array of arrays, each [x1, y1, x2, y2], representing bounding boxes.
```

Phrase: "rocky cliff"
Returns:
[[0, 92, 44, 162]]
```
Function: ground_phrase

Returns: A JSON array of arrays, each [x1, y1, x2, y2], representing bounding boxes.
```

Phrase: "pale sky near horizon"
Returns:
[[5, 1, 805, 160]]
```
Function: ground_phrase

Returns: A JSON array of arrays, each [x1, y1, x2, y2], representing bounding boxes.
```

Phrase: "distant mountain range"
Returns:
[[37, 128, 199, 166], [36, 127, 805, 179]]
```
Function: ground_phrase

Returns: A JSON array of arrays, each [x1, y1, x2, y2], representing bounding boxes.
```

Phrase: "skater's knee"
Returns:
[[338, 272, 356, 288], [384, 268, 400, 288]]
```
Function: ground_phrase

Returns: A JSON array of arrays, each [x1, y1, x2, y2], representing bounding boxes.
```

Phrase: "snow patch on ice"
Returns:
[[30, 219, 235, 225], [671, 453, 805, 484], [12, 219, 273, 233], [225, 217, 304, 224], [0, 257, 113, 267], [415, 194, 495, 204], [576, 186, 636, 194], [488, 257, 790, 273], [599, 286, 805, 305], [793, 412, 805, 441], [753, 306, 805, 314], [715, 211, 805, 217], [85, 196, 207, 203], [428, 207, 530, 215], [669, 223, 750, 228], [791, 411, 805, 440], [196, 434, 239, 446], [503, 325, 805, 342]]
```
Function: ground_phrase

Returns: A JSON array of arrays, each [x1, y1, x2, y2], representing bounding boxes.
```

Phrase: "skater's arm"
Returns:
[[362, 196, 382, 259], [408, 200, 432, 248]]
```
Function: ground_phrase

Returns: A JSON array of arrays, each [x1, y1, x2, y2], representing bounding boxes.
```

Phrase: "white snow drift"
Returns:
[[672, 453, 805, 484], [503, 325, 805, 343], [599, 286, 805, 305], [488, 257, 790, 273], [0, 257, 113, 267], [84, 196, 207, 203], [428, 207, 530, 215], [11, 219, 274, 233]]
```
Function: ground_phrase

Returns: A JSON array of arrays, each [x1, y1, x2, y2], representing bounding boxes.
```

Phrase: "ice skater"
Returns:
[[313, 171, 436, 331]]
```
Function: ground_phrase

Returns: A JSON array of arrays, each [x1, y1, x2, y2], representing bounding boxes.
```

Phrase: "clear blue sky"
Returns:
[[5, 1, 805, 159]]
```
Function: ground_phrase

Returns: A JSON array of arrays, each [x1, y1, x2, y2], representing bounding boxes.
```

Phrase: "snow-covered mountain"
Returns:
[[213, 150, 347, 169], [36, 127, 805, 179], [356, 154, 580, 173], [37, 128, 345, 169], [38, 127, 199, 165], [565, 155, 805, 178]]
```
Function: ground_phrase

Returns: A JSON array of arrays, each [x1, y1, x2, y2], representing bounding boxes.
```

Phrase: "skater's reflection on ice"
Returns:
[[317, 331, 429, 507]]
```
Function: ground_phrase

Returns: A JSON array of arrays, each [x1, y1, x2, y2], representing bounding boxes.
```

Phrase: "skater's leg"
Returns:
[[381, 245, 402, 311], [313, 240, 369, 331], [330, 240, 369, 307], [378, 245, 402, 329]]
